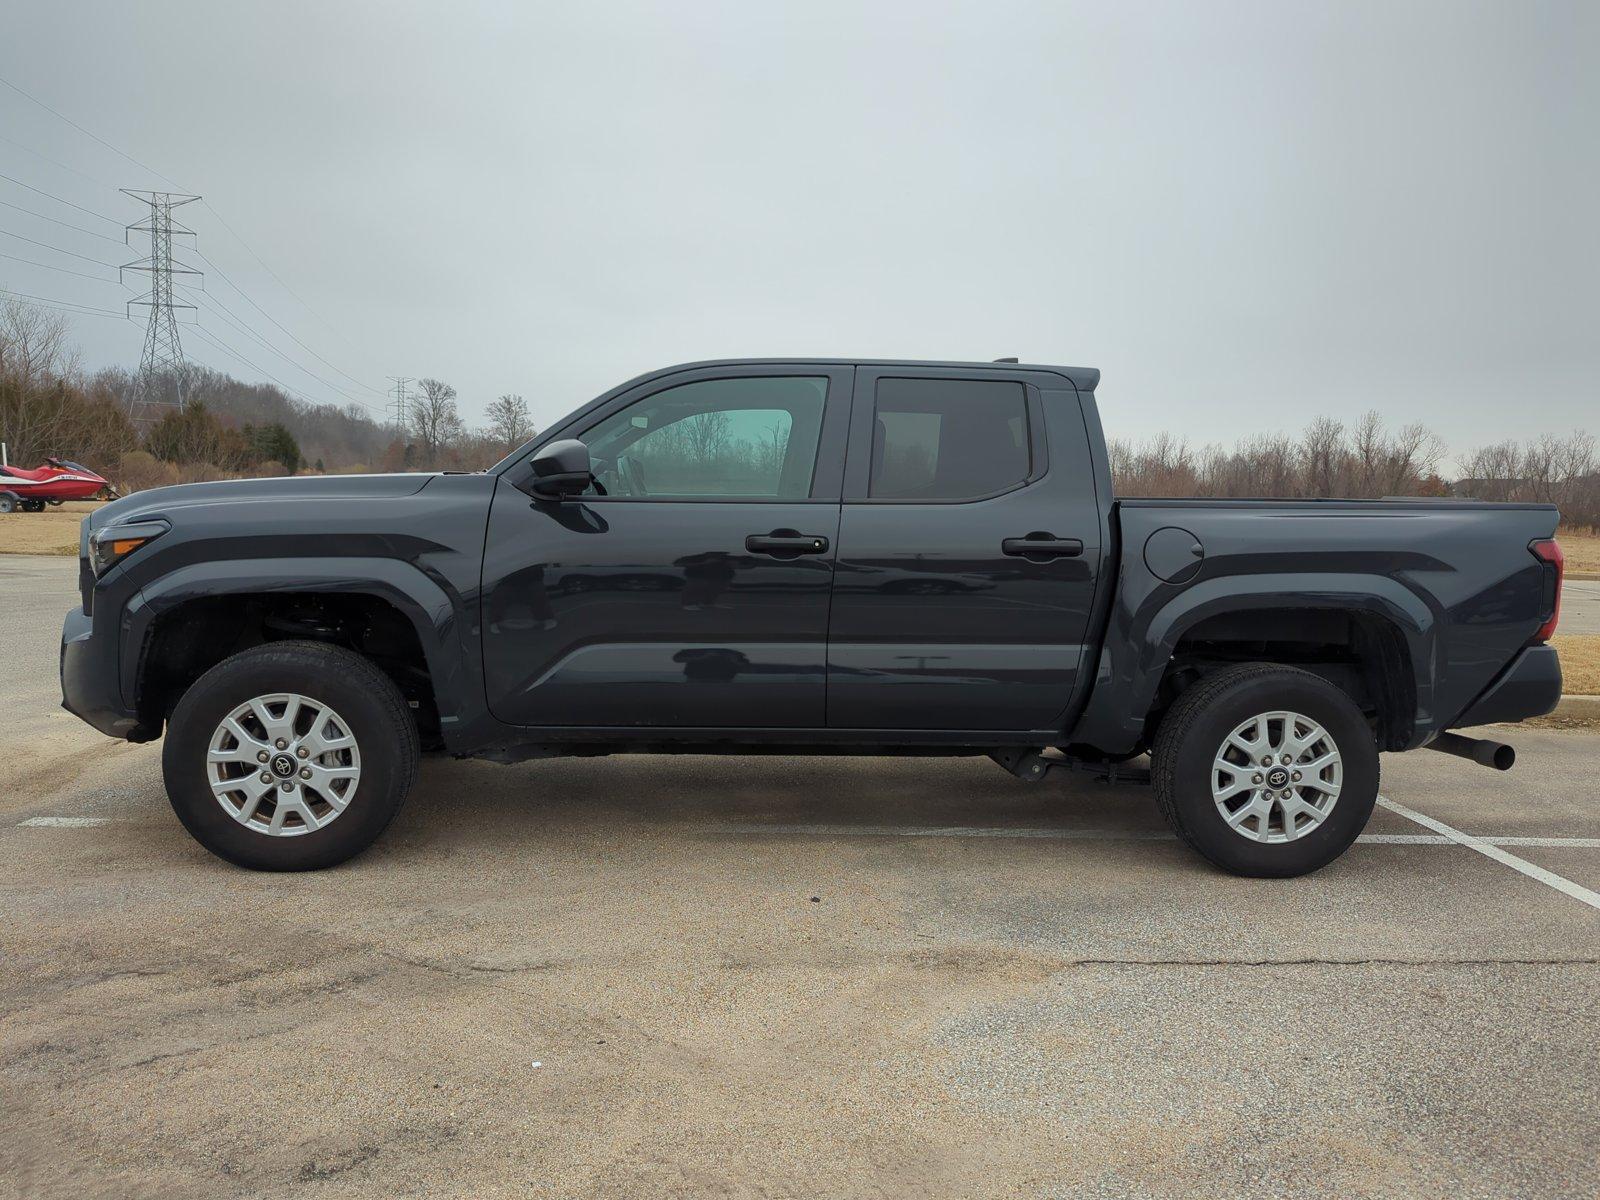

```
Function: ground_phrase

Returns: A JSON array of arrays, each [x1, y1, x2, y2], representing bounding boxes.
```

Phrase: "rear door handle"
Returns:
[[746, 531, 830, 556], [1002, 534, 1083, 559]]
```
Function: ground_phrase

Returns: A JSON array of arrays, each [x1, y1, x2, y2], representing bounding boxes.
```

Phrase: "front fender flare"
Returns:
[[121, 557, 479, 744]]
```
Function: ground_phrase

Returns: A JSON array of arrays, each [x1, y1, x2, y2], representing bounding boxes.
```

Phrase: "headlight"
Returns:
[[89, 520, 168, 577]]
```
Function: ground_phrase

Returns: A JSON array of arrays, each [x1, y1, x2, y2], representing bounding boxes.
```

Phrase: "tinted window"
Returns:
[[582, 376, 827, 498], [869, 378, 1030, 500]]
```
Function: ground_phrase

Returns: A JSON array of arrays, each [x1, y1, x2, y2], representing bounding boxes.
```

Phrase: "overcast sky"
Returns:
[[2, 0, 1595, 462]]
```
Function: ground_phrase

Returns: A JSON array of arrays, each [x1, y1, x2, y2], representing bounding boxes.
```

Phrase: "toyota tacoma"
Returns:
[[60, 359, 1566, 875]]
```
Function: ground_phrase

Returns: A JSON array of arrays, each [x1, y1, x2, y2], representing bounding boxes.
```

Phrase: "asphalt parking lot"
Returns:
[[3, 555, 1598, 1199]]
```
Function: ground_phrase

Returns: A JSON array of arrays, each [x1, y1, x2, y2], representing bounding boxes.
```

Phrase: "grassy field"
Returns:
[[1559, 527, 1600, 578], [1554, 634, 1599, 695], [0, 501, 99, 555]]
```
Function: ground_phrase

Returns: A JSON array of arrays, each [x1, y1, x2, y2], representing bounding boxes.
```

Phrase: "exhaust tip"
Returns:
[[1426, 731, 1517, 771]]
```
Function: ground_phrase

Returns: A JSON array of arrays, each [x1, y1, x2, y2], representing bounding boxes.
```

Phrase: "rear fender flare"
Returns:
[[1080, 574, 1438, 753]]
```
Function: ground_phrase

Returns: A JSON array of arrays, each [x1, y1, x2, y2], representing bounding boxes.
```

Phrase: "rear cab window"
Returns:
[[868, 378, 1032, 501]]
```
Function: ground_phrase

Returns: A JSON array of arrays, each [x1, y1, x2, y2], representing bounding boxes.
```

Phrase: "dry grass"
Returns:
[[1558, 526, 1600, 579], [1554, 633, 1600, 696], [0, 500, 100, 555]]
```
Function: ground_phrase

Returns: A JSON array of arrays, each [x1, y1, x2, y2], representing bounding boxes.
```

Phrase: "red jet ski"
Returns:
[[0, 457, 117, 513]]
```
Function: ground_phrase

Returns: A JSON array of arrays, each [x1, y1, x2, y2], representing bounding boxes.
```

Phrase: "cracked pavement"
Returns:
[[3, 555, 1599, 1198]]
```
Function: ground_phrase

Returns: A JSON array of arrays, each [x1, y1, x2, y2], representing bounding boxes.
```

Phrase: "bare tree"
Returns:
[[1349, 411, 1387, 497], [1458, 430, 1600, 527], [1300, 416, 1347, 498], [409, 377, 463, 467], [681, 410, 731, 463], [485, 392, 534, 456], [0, 296, 75, 394]]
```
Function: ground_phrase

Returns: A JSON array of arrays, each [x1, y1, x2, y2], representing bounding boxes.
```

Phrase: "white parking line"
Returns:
[[1377, 796, 1600, 913], [17, 816, 114, 828], [708, 823, 1600, 849]]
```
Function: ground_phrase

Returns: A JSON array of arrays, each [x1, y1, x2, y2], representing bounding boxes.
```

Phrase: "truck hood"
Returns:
[[89, 473, 439, 531]]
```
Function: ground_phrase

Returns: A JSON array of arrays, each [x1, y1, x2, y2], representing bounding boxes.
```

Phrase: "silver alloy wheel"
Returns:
[[1211, 710, 1342, 843], [206, 692, 362, 837]]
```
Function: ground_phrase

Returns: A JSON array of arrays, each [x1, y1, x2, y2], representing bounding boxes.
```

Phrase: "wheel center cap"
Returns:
[[1266, 766, 1290, 789], [270, 753, 297, 778]]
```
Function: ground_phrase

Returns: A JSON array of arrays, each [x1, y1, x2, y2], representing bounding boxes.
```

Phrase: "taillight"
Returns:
[[1530, 538, 1563, 642]]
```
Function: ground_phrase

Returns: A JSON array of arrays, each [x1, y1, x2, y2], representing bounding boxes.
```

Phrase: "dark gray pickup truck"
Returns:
[[60, 359, 1565, 876]]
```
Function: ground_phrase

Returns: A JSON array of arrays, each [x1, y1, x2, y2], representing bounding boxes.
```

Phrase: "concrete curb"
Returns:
[[1553, 694, 1600, 718]]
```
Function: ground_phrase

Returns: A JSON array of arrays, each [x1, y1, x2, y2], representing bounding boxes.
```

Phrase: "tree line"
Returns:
[[2, 297, 1594, 525], [1107, 411, 1599, 526]]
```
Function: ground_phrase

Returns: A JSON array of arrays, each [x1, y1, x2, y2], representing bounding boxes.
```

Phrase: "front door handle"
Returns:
[[1002, 533, 1083, 559], [746, 531, 830, 556]]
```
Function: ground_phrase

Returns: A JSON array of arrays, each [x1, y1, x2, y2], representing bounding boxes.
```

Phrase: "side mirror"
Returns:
[[521, 438, 594, 499]]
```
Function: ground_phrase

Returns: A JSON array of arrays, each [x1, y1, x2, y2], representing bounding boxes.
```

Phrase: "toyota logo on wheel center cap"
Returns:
[[270, 754, 297, 778], [1266, 767, 1290, 788]]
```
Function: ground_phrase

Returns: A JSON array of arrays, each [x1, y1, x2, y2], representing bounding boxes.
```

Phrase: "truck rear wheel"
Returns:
[[161, 640, 420, 870], [1151, 663, 1378, 877]]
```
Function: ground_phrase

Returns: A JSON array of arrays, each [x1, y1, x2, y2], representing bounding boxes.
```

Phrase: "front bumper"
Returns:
[[60, 605, 151, 740], [1454, 644, 1563, 728]]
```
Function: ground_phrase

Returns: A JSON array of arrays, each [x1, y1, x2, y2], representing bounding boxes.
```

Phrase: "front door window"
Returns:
[[583, 376, 828, 499]]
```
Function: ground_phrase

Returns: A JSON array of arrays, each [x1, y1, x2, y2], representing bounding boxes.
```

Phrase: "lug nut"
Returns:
[[1281, 789, 1293, 799], [1291, 770, 1302, 782], [296, 746, 308, 759], [1252, 773, 1263, 784], [259, 772, 271, 783], [1261, 756, 1272, 767], [279, 781, 293, 792], [300, 767, 311, 779], [256, 751, 268, 764], [274, 738, 287, 750], [1281, 754, 1292, 764]]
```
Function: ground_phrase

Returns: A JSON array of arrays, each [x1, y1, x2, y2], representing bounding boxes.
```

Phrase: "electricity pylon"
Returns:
[[121, 190, 202, 426], [387, 376, 413, 436]]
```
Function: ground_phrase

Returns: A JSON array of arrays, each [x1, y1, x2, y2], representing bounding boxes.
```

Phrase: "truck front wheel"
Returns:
[[1151, 663, 1378, 877], [161, 640, 420, 870]]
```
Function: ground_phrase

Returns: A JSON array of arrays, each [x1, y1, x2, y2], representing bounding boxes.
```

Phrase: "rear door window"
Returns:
[[869, 378, 1030, 500]]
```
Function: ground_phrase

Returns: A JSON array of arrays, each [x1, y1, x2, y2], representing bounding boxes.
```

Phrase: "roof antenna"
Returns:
[[992, 356, 1019, 363]]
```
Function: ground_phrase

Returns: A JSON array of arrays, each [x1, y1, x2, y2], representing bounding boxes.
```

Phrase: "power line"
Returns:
[[0, 286, 130, 320], [188, 324, 324, 408], [191, 248, 386, 396], [200, 203, 319, 319], [0, 228, 124, 268], [179, 282, 382, 412], [0, 170, 121, 224], [0, 197, 128, 244], [0, 250, 121, 283], [0, 73, 186, 189], [0, 130, 120, 190]]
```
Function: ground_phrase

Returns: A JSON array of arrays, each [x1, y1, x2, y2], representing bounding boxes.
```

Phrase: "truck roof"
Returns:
[[640, 358, 1102, 393]]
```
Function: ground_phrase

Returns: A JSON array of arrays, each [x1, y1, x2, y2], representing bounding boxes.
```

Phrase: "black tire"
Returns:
[[162, 640, 420, 870], [1151, 663, 1379, 878], [0, 493, 17, 514]]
